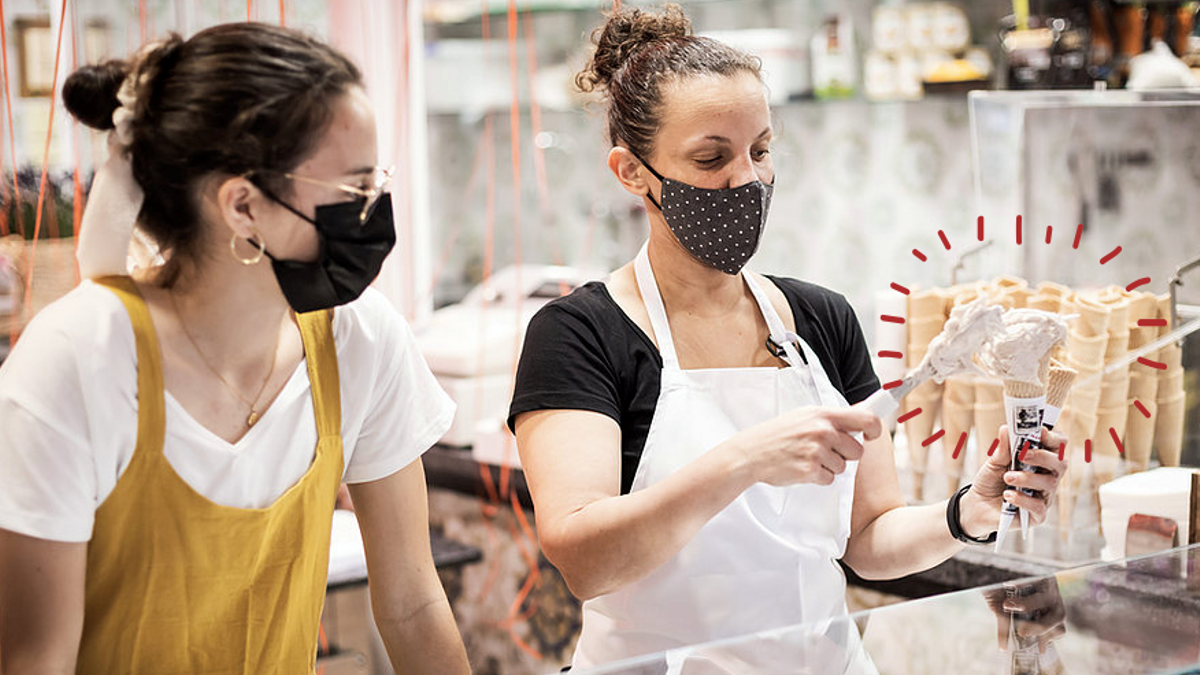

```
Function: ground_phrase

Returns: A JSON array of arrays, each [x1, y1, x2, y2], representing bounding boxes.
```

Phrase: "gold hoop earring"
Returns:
[[230, 232, 265, 266]]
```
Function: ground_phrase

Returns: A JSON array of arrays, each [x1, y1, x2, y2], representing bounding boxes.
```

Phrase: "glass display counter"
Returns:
[[571, 544, 1200, 675]]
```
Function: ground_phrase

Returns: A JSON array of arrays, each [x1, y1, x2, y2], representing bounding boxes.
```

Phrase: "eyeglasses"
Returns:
[[278, 166, 395, 224]]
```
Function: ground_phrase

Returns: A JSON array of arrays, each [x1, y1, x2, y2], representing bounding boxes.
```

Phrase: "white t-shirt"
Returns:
[[0, 282, 454, 543]]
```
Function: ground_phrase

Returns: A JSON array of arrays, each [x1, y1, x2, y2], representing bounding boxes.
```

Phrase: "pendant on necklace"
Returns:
[[247, 410, 260, 427]]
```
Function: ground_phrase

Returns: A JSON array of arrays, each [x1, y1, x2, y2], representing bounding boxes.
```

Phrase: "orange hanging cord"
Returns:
[[0, 0, 23, 240], [22, 0, 70, 330]]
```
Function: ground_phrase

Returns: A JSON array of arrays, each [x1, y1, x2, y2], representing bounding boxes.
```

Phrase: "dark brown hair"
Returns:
[[62, 23, 363, 285], [575, 4, 761, 159]]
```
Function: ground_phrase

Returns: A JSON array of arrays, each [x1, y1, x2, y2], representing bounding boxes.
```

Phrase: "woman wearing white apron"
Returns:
[[509, 4, 1068, 670]]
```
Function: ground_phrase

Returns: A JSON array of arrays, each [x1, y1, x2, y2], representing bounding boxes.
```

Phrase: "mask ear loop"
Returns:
[[628, 148, 667, 212]]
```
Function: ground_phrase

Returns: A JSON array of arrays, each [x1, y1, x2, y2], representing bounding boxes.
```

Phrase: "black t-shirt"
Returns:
[[507, 277, 880, 495]]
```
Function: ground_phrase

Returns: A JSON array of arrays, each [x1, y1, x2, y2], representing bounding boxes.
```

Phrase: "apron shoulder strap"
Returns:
[[296, 309, 341, 439], [93, 275, 167, 457], [633, 242, 680, 369]]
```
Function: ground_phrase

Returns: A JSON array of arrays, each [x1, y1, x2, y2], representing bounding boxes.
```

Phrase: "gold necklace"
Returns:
[[170, 291, 282, 427]]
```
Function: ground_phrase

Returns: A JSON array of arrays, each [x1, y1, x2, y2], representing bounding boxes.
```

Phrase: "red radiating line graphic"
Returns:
[[1110, 428, 1124, 455], [977, 215, 984, 241], [897, 408, 923, 424], [1085, 439, 1092, 463], [1138, 357, 1167, 370], [987, 438, 1000, 456], [1100, 246, 1122, 264], [1127, 277, 1151, 291], [1134, 400, 1152, 418], [1045, 226, 1053, 244], [1018, 440, 1031, 462], [883, 379, 903, 390], [922, 429, 945, 447], [877, 350, 903, 359], [1138, 319, 1167, 327], [938, 230, 951, 250], [952, 432, 968, 459], [1058, 440, 1066, 462], [1016, 215, 1023, 245], [912, 248, 927, 262], [881, 315, 905, 324], [1073, 223, 1083, 249], [891, 282, 910, 295]]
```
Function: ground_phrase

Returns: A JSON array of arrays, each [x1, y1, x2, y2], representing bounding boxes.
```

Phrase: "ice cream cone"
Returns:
[[1002, 285, 1032, 309], [1104, 330, 1130, 360], [1127, 324, 1157, 352], [1026, 294, 1061, 313], [1036, 281, 1071, 298], [973, 400, 1006, 473], [908, 288, 945, 320], [1092, 404, 1129, 493], [1158, 343, 1184, 371], [941, 375, 975, 497], [1124, 397, 1157, 472], [1067, 332, 1108, 366], [904, 387, 942, 502], [1128, 370, 1158, 405], [1100, 294, 1130, 331], [1071, 295, 1111, 338], [1127, 292, 1158, 326], [1157, 369, 1185, 400], [1155, 392, 1186, 467], [1099, 371, 1131, 408], [1069, 385, 1102, 416], [1045, 366, 1077, 421], [992, 275, 1028, 290], [908, 316, 947, 349]]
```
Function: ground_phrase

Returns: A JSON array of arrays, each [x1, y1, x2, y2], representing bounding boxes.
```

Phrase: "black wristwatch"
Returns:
[[947, 484, 997, 545]]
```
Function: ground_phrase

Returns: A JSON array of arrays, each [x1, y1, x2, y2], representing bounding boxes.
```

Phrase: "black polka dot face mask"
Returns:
[[636, 153, 774, 275]]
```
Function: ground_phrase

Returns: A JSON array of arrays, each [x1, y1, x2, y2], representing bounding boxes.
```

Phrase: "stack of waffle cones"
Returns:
[[904, 287, 947, 501], [1154, 293, 1187, 467]]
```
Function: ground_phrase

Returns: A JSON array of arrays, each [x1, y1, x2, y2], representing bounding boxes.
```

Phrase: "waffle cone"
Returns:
[[1036, 281, 1071, 298], [1155, 393, 1186, 467], [1067, 332, 1108, 365], [1046, 366, 1077, 410], [1125, 398, 1157, 471], [1004, 378, 1044, 399], [1072, 295, 1110, 337], [908, 288, 944, 319], [1026, 294, 1061, 313], [973, 402, 1006, 472]]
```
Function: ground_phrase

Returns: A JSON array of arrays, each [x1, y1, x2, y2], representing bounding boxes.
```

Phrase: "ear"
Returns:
[[215, 176, 267, 240], [608, 146, 654, 199]]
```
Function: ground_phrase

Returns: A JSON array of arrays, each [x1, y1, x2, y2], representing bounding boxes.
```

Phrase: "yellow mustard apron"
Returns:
[[78, 276, 343, 674]]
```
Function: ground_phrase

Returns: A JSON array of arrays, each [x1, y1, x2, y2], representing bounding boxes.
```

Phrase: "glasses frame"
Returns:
[[279, 166, 396, 224]]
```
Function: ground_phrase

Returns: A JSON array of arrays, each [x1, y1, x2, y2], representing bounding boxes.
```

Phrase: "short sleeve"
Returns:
[[507, 302, 622, 431], [0, 296, 101, 542], [341, 291, 455, 484], [833, 296, 881, 405]]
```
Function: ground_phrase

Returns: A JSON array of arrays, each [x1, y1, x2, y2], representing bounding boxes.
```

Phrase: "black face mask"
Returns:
[[257, 191, 397, 314], [634, 152, 774, 276]]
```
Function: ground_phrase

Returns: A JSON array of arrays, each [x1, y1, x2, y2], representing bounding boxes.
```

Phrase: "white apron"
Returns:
[[572, 244, 859, 669]]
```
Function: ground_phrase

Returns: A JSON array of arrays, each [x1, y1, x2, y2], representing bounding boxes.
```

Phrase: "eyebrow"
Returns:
[[345, 166, 377, 176], [699, 128, 774, 144]]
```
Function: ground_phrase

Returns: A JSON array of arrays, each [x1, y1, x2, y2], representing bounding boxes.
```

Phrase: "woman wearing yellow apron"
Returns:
[[509, 5, 1069, 669], [0, 24, 469, 674]]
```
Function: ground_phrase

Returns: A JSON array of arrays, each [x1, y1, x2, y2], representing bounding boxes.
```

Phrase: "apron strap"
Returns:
[[296, 309, 341, 439], [634, 242, 681, 369], [742, 272, 810, 369], [93, 275, 167, 457]]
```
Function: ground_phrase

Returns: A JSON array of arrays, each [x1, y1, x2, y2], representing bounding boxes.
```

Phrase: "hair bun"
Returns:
[[62, 60, 129, 130], [576, 3, 691, 93]]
